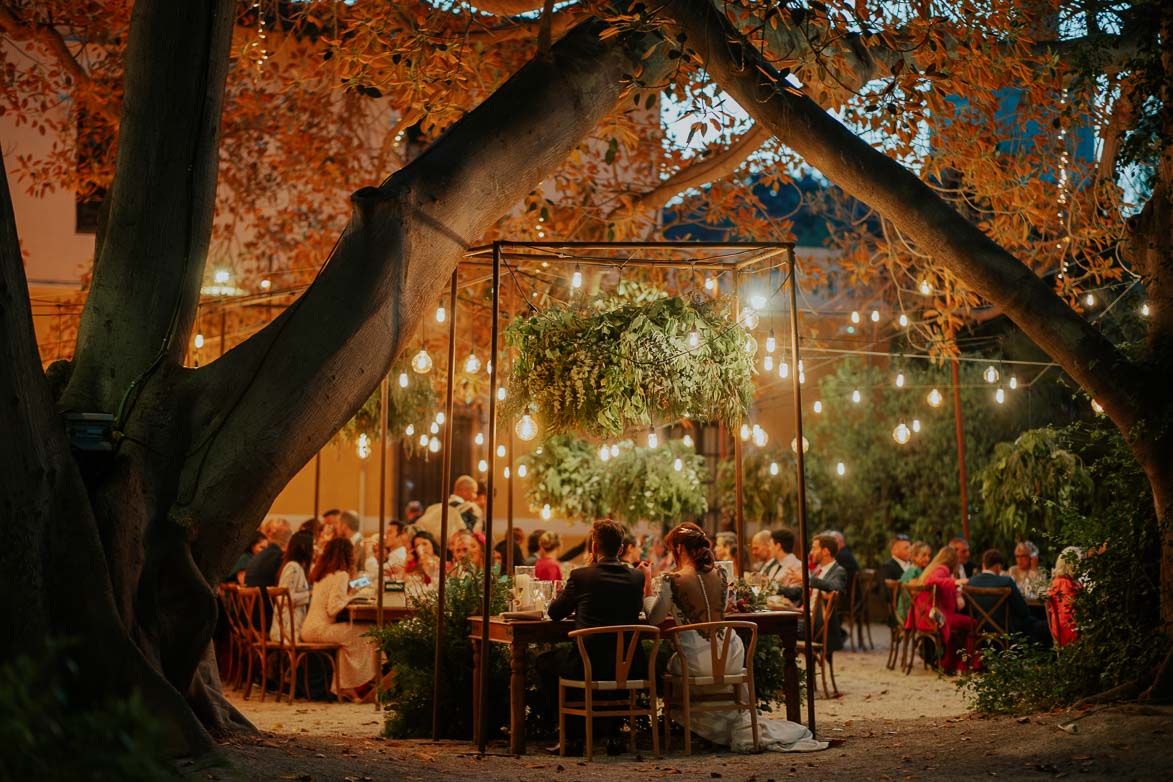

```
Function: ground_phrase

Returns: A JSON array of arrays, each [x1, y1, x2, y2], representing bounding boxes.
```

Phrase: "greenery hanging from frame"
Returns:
[[336, 360, 439, 455], [504, 294, 755, 437], [520, 434, 607, 521]]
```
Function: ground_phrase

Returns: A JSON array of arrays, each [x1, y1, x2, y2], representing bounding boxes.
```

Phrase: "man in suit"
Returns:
[[750, 530, 774, 574], [542, 519, 645, 755], [950, 536, 976, 579], [879, 535, 912, 585], [780, 534, 848, 651], [968, 549, 1049, 646]]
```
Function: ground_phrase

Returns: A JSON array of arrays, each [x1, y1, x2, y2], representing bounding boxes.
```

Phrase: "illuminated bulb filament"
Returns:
[[682, 434, 694, 448], [995, 387, 1005, 404], [541, 504, 552, 520], [571, 265, 583, 289], [739, 423, 750, 441], [435, 304, 446, 323], [812, 400, 823, 414], [194, 333, 205, 349], [398, 372, 408, 388], [870, 310, 880, 322], [496, 387, 507, 401], [850, 311, 861, 324], [895, 372, 905, 388], [899, 314, 909, 328], [911, 419, 921, 433], [836, 461, 846, 476], [673, 458, 683, 472], [496, 444, 506, 458]]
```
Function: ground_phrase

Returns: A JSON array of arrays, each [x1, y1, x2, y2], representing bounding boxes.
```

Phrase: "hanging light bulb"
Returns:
[[518, 463, 528, 478], [704, 276, 716, 291], [1009, 375, 1018, 390], [744, 335, 756, 354], [673, 458, 683, 472], [515, 413, 538, 441], [610, 443, 620, 457], [398, 371, 409, 388], [541, 504, 552, 520], [194, 333, 205, 349], [911, 418, 921, 433], [464, 351, 482, 374], [790, 436, 810, 454], [647, 429, 658, 449], [749, 292, 767, 310], [435, 411, 445, 425], [779, 361, 790, 379], [260, 278, 271, 291], [765, 330, 776, 354], [769, 461, 779, 476], [503, 466, 511, 479], [850, 310, 861, 324], [428, 436, 441, 453], [435, 303, 446, 323], [486, 360, 492, 375], [752, 425, 768, 447], [995, 386, 1005, 404], [1084, 292, 1096, 307], [429, 421, 439, 434], [496, 444, 507, 458], [405, 424, 415, 436], [682, 434, 694, 448], [870, 309, 880, 323], [688, 329, 699, 348], [893, 421, 912, 445], [1090, 398, 1104, 414], [927, 388, 944, 408], [799, 370, 805, 385], [357, 433, 372, 460], [919, 279, 932, 295], [895, 372, 905, 388], [851, 389, 862, 404], [1141, 302, 1150, 317], [763, 354, 774, 372], [983, 365, 999, 384], [496, 386, 507, 402], [812, 400, 823, 414], [739, 423, 751, 441], [836, 461, 846, 476], [478, 458, 488, 473], [742, 308, 759, 329], [411, 348, 433, 374], [898, 313, 909, 328], [474, 432, 484, 446], [419, 433, 429, 447], [571, 264, 583, 289], [599, 444, 611, 462]]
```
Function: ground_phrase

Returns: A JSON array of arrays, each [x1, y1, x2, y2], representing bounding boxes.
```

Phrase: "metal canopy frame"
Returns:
[[426, 240, 817, 751]]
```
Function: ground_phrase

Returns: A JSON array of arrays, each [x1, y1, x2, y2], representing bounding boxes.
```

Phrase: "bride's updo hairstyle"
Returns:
[[665, 522, 716, 573]]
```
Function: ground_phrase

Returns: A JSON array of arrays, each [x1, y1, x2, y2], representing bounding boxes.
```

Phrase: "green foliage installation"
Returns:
[[337, 359, 439, 454], [504, 295, 754, 437]]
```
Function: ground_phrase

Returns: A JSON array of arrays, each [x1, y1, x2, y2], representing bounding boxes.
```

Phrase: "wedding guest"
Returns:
[[1048, 547, 1082, 648], [297, 517, 321, 537], [749, 530, 773, 574], [320, 508, 341, 540], [949, 536, 975, 579], [403, 500, 424, 525], [246, 517, 292, 630], [714, 532, 738, 575], [827, 530, 861, 588], [228, 531, 268, 585], [781, 534, 848, 651], [641, 523, 825, 753], [879, 534, 912, 584], [416, 475, 482, 539], [896, 541, 933, 624], [448, 528, 483, 574], [535, 531, 563, 580], [620, 533, 642, 566], [525, 529, 545, 566], [338, 510, 366, 566], [270, 530, 314, 643], [766, 528, 803, 586], [1008, 541, 1045, 596], [406, 530, 441, 583], [968, 549, 1049, 645], [494, 528, 526, 570], [909, 546, 977, 674], [300, 538, 376, 702]]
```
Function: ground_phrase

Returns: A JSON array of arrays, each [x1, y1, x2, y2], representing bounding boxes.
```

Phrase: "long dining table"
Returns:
[[468, 610, 802, 754]]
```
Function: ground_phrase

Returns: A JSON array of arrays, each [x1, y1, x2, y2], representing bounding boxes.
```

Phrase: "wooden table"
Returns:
[[469, 610, 801, 755], [345, 602, 416, 623]]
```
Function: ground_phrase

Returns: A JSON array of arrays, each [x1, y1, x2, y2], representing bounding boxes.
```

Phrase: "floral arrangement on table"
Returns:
[[521, 435, 710, 524], [336, 360, 439, 455], [503, 293, 755, 437], [730, 578, 769, 613]]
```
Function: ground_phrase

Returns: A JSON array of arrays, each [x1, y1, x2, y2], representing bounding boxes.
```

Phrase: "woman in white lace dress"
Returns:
[[300, 538, 376, 701], [640, 523, 825, 753]]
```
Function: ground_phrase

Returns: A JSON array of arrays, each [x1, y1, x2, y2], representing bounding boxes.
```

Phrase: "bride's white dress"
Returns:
[[645, 572, 826, 753]]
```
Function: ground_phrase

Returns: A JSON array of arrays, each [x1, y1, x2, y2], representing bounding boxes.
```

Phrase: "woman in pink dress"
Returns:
[[1048, 546, 1082, 648], [907, 546, 977, 674], [534, 530, 563, 581]]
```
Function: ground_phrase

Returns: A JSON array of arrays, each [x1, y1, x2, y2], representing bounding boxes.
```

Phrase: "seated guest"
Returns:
[[406, 530, 441, 583], [649, 535, 674, 576], [246, 517, 293, 630], [896, 542, 932, 624], [270, 530, 314, 643], [525, 529, 545, 566], [1008, 540, 1045, 598], [535, 531, 564, 580], [448, 528, 484, 574], [968, 549, 1049, 646], [909, 546, 977, 674], [949, 536, 975, 579], [1048, 547, 1082, 648], [300, 538, 376, 702], [542, 520, 645, 755], [828, 530, 861, 590], [749, 530, 773, 574], [377, 521, 410, 576], [779, 534, 848, 651], [228, 531, 268, 585], [403, 500, 424, 525], [493, 528, 526, 570], [619, 533, 642, 566], [766, 528, 803, 587], [714, 532, 738, 575], [879, 534, 912, 585]]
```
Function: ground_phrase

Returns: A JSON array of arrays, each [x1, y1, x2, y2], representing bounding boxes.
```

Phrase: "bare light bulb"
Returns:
[[812, 400, 823, 414], [496, 386, 506, 401], [496, 444, 506, 458], [540, 504, 552, 520], [1009, 375, 1018, 390], [405, 424, 415, 436], [870, 309, 880, 323], [474, 432, 484, 446], [673, 458, 683, 472], [435, 304, 446, 323], [682, 434, 694, 448], [765, 331, 776, 354], [428, 436, 440, 453], [398, 372, 409, 388], [1141, 303, 1150, 317], [464, 351, 481, 374], [919, 279, 932, 295], [688, 329, 699, 348], [518, 463, 528, 478], [995, 386, 1005, 405], [356, 433, 372, 460], [850, 311, 861, 324], [609, 444, 619, 457], [418, 433, 429, 447], [983, 365, 1000, 384], [769, 462, 779, 476], [790, 436, 809, 454], [571, 265, 583, 289], [503, 466, 510, 479], [704, 276, 716, 291], [927, 388, 944, 408], [599, 445, 611, 462], [742, 308, 759, 329], [898, 314, 909, 328], [779, 361, 790, 379], [851, 389, 862, 404], [515, 414, 538, 441], [429, 422, 439, 434], [1084, 292, 1096, 307], [763, 355, 774, 372], [895, 372, 905, 388], [1091, 398, 1104, 414], [739, 423, 750, 441], [752, 425, 768, 447], [194, 333, 205, 349], [260, 278, 271, 291], [477, 459, 488, 473], [435, 411, 445, 425], [647, 429, 658, 449], [893, 421, 911, 445], [411, 348, 433, 374], [911, 419, 921, 433], [836, 461, 846, 476]]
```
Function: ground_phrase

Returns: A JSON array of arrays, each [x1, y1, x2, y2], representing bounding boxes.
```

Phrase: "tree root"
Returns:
[[188, 647, 256, 740], [1139, 647, 1173, 703]]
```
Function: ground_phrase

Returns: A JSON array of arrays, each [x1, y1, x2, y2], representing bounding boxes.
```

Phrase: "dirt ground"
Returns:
[[199, 626, 1173, 781]]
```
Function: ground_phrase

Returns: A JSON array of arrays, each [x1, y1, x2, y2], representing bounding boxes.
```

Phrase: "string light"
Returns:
[[1084, 292, 1096, 307], [213, 269, 230, 285], [503, 466, 510, 479], [688, 329, 700, 348], [779, 361, 790, 379], [478, 459, 488, 473], [428, 436, 440, 453], [870, 309, 880, 323], [429, 421, 439, 434], [704, 276, 716, 291], [739, 423, 751, 441], [356, 433, 372, 460], [745, 335, 756, 354], [790, 436, 810, 454], [919, 279, 932, 295], [766, 330, 776, 354], [893, 421, 911, 445], [398, 372, 409, 388], [1090, 399, 1104, 414], [983, 366, 999, 384], [610, 444, 619, 457], [1141, 303, 1150, 317], [647, 428, 658, 448], [673, 458, 683, 472], [419, 433, 429, 447], [496, 386, 507, 401], [541, 504, 552, 520], [995, 386, 1005, 405], [812, 400, 823, 414], [405, 424, 415, 436], [742, 309, 759, 329], [769, 462, 779, 476], [411, 348, 433, 374], [927, 388, 944, 408], [836, 461, 846, 476], [518, 463, 528, 478], [571, 264, 583, 289], [194, 333, 205, 349], [464, 351, 482, 374], [1008, 375, 1018, 390], [898, 314, 909, 328], [515, 414, 538, 441], [682, 434, 694, 448], [850, 310, 861, 324], [435, 303, 446, 323], [496, 444, 507, 458], [751, 424, 768, 447], [911, 419, 921, 433], [599, 444, 611, 462], [895, 372, 905, 388], [763, 355, 774, 372], [749, 293, 767, 310], [435, 411, 445, 425], [851, 389, 862, 404], [250, 0, 268, 71], [474, 432, 484, 446]]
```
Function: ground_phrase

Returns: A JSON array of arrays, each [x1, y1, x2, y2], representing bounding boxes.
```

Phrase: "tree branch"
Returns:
[[61, 0, 236, 414], [663, 0, 1150, 432]]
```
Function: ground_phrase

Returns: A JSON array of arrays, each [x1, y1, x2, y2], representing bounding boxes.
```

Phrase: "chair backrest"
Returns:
[[961, 585, 1011, 638], [568, 625, 660, 688], [662, 620, 758, 686], [267, 586, 297, 646], [857, 569, 876, 606], [812, 590, 838, 646], [903, 583, 939, 633], [884, 578, 902, 624], [219, 583, 241, 636], [236, 586, 267, 646]]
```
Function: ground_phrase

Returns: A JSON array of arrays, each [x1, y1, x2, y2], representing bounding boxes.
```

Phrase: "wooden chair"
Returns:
[[266, 587, 342, 703], [883, 578, 909, 670], [237, 586, 276, 701], [558, 625, 661, 761], [847, 569, 876, 651], [217, 584, 244, 689], [661, 620, 760, 755], [901, 583, 944, 674], [961, 585, 1012, 650], [796, 591, 839, 698]]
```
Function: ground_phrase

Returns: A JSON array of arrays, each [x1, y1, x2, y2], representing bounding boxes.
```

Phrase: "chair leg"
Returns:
[[243, 648, 256, 700], [649, 687, 660, 758], [829, 655, 839, 696], [864, 612, 875, 651], [558, 684, 566, 757], [259, 647, 269, 702], [662, 680, 671, 754], [629, 691, 637, 753], [681, 680, 692, 756], [584, 689, 593, 761], [746, 682, 760, 752], [819, 654, 830, 699]]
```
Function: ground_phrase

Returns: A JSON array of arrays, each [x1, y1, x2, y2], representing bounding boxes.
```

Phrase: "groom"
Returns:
[[541, 519, 645, 755]]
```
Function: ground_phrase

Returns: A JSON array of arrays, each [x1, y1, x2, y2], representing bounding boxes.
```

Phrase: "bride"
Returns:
[[639, 522, 826, 753]]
